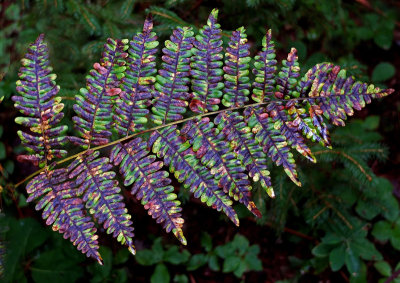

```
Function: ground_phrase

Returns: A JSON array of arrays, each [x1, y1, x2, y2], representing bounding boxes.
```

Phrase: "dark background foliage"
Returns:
[[0, 0, 399, 282]]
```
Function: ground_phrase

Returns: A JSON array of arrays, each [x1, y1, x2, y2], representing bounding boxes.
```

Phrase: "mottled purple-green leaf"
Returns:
[[12, 34, 68, 167], [114, 16, 158, 136], [72, 38, 128, 147], [181, 118, 261, 217], [149, 126, 239, 226], [26, 168, 102, 263], [110, 138, 185, 245], [222, 27, 251, 107], [68, 151, 135, 254], [190, 8, 224, 113], [305, 64, 394, 127], [151, 27, 194, 125], [245, 106, 301, 186], [252, 29, 277, 103], [215, 111, 274, 197]]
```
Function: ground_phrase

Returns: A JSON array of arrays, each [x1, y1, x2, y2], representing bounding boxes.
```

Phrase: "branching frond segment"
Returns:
[[110, 138, 185, 244], [190, 8, 224, 113], [222, 27, 251, 107], [13, 34, 67, 166], [152, 27, 194, 125], [68, 151, 135, 254], [72, 38, 128, 147], [181, 118, 261, 217], [149, 126, 239, 226], [245, 106, 301, 186], [26, 169, 102, 263], [306, 64, 394, 127], [215, 111, 274, 197], [252, 29, 277, 103], [114, 16, 158, 136]]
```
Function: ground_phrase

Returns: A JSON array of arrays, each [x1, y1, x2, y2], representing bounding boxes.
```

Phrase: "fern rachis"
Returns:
[[11, 8, 394, 263]]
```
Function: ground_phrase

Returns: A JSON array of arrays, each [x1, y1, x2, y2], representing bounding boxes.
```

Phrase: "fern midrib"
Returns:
[[44, 169, 100, 262], [253, 109, 292, 169], [202, 28, 214, 112], [81, 156, 133, 244], [86, 48, 117, 148], [156, 129, 232, 209], [15, 94, 370, 189], [261, 47, 272, 103], [232, 37, 241, 107], [124, 36, 147, 137], [162, 37, 183, 125], [224, 113, 266, 182], [193, 122, 249, 200], [120, 143, 181, 232], [33, 43, 50, 165]]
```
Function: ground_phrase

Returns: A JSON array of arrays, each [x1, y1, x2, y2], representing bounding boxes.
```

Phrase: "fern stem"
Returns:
[[313, 149, 372, 181], [13, 94, 375, 189]]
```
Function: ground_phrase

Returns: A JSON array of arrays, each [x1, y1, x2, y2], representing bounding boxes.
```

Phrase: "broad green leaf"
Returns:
[[322, 233, 343, 245], [208, 254, 220, 271], [312, 243, 333, 257], [352, 238, 382, 261], [114, 249, 130, 265], [345, 247, 361, 276], [3, 217, 48, 282], [151, 263, 170, 283], [87, 246, 112, 282], [223, 256, 241, 273], [231, 235, 250, 256], [163, 246, 190, 265], [32, 249, 84, 283], [173, 274, 188, 283], [362, 116, 380, 130], [372, 62, 395, 82], [136, 249, 158, 266], [374, 261, 392, 277], [0, 142, 6, 160], [201, 233, 213, 252], [244, 253, 263, 271], [233, 260, 247, 278], [329, 244, 345, 271], [349, 262, 367, 283], [372, 221, 391, 242], [187, 254, 208, 271]]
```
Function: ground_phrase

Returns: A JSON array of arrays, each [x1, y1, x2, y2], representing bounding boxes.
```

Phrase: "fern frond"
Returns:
[[294, 63, 334, 146], [110, 138, 185, 244], [68, 151, 135, 254], [26, 169, 102, 263], [152, 27, 194, 125], [306, 65, 394, 127], [181, 118, 261, 217], [114, 16, 158, 136], [13, 9, 396, 264], [245, 106, 301, 186], [190, 8, 224, 113], [72, 38, 127, 147], [12, 34, 67, 166], [222, 27, 251, 107], [149, 126, 239, 227], [215, 111, 274, 197], [252, 29, 277, 103]]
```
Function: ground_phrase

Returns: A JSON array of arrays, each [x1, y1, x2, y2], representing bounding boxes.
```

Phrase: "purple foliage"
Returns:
[[110, 138, 186, 245], [114, 16, 158, 136], [12, 34, 67, 166], [152, 27, 194, 125], [72, 38, 127, 147]]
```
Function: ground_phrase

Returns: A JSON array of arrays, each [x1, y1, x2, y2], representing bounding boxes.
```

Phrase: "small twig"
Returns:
[[385, 268, 400, 283], [313, 150, 372, 181]]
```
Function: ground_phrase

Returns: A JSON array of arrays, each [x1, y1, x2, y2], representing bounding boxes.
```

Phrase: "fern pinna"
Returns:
[[13, 9, 394, 263]]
